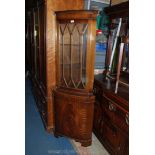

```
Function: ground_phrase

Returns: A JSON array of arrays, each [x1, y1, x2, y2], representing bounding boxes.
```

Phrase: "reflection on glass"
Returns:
[[59, 23, 88, 89]]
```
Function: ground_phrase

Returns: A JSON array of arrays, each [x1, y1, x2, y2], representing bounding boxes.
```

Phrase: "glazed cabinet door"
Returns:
[[57, 21, 88, 89], [56, 11, 97, 91]]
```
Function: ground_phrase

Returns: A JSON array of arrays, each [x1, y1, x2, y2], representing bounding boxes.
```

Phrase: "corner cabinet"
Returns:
[[53, 10, 98, 146]]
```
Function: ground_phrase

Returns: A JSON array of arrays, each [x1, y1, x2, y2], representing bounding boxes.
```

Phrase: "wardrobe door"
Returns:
[[33, 9, 40, 80], [38, 3, 46, 89]]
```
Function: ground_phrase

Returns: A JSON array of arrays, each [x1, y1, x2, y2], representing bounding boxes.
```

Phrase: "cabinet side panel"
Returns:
[[46, 6, 56, 129], [45, 0, 84, 130], [86, 20, 96, 91]]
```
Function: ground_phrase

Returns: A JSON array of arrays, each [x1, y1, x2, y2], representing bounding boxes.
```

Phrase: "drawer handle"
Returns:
[[109, 103, 116, 111], [125, 114, 129, 125]]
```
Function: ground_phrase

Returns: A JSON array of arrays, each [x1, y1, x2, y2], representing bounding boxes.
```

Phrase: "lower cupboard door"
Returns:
[[102, 119, 121, 152]]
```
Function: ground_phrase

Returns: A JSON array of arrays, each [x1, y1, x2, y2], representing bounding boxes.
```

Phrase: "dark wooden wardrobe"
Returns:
[[26, 0, 84, 132]]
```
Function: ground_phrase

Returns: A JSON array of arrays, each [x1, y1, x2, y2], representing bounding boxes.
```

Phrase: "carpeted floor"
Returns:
[[25, 78, 77, 155]]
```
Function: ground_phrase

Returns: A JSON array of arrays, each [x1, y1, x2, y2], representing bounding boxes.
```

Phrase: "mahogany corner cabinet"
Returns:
[[53, 10, 98, 146]]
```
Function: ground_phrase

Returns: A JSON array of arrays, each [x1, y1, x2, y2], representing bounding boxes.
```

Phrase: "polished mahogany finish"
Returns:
[[93, 2, 129, 154], [53, 10, 98, 146], [93, 76, 129, 155], [53, 88, 95, 146], [105, 1, 129, 18], [45, 0, 84, 132]]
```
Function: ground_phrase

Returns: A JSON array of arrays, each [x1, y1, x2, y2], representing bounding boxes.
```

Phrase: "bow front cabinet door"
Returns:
[[53, 10, 98, 146]]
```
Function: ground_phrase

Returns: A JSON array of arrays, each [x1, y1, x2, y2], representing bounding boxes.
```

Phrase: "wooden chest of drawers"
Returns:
[[93, 79, 129, 155]]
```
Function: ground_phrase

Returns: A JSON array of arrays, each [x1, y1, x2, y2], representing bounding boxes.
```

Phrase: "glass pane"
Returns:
[[59, 26, 63, 85], [82, 25, 88, 88], [59, 23, 88, 89], [60, 24, 71, 87], [71, 25, 80, 87]]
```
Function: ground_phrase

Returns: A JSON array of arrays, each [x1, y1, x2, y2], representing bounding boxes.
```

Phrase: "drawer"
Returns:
[[101, 118, 121, 151], [93, 101, 103, 132], [102, 94, 129, 133]]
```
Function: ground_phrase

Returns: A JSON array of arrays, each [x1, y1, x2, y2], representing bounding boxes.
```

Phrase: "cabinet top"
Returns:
[[56, 10, 98, 20], [105, 1, 129, 18]]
